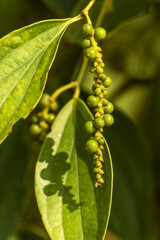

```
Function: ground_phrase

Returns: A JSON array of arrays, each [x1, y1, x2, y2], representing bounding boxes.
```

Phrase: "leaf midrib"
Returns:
[[0, 25, 67, 135]]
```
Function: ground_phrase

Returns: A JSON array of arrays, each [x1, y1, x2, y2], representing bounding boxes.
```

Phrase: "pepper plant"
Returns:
[[0, 0, 157, 239]]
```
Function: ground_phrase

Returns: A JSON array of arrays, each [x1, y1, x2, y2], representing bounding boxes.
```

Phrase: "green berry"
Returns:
[[82, 23, 93, 35], [94, 88, 101, 95], [30, 114, 38, 123], [39, 93, 50, 108], [50, 101, 59, 111], [103, 90, 108, 96], [47, 113, 55, 124], [103, 76, 112, 87], [87, 95, 99, 107], [30, 124, 41, 135], [100, 74, 107, 81], [97, 137, 105, 145], [103, 114, 114, 127], [81, 39, 91, 48], [102, 99, 108, 106], [95, 27, 106, 41], [96, 66, 104, 74], [84, 121, 96, 134], [85, 47, 97, 59], [39, 121, 48, 130], [85, 140, 98, 153], [104, 102, 114, 114], [94, 118, 105, 129]]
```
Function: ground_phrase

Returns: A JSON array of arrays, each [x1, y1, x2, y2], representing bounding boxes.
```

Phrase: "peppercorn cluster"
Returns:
[[29, 93, 58, 147], [82, 23, 114, 187]]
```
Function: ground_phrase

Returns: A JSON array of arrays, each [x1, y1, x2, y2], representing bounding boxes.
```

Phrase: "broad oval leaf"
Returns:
[[0, 18, 75, 144], [35, 98, 113, 240]]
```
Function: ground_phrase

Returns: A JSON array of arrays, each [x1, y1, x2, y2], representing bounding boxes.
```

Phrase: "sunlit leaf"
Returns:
[[0, 18, 76, 144], [35, 99, 113, 240]]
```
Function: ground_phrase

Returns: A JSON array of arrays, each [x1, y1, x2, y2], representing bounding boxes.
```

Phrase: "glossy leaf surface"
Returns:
[[35, 99, 113, 240], [0, 18, 73, 144]]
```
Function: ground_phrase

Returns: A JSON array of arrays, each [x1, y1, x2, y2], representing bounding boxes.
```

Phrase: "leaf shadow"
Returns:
[[39, 137, 83, 212]]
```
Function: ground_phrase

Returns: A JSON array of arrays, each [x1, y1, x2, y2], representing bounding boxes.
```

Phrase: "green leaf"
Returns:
[[0, 122, 28, 239], [0, 18, 76, 144], [104, 110, 153, 240], [35, 99, 113, 240]]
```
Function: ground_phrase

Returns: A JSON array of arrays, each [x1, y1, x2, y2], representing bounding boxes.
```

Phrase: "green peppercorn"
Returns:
[[82, 23, 93, 35], [94, 117, 105, 129], [94, 88, 101, 95], [50, 101, 59, 111], [104, 102, 114, 114], [102, 99, 108, 106], [85, 47, 97, 59], [39, 93, 50, 108], [39, 121, 48, 130], [100, 74, 107, 81], [94, 27, 106, 40], [87, 95, 99, 107], [96, 66, 104, 74], [103, 114, 114, 127], [103, 76, 112, 87], [97, 137, 105, 145], [81, 39, 91, 48], [103, 90, 108, 96], [84, 121, 96, 134], [30, 114, 38, 123], [47, 113, 55, 124], [85, 140, 98, 153], [30, 124, 41, 135]]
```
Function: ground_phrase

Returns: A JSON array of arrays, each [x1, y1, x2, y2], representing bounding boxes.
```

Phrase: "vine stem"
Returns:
[[51, 81, 80, 100]]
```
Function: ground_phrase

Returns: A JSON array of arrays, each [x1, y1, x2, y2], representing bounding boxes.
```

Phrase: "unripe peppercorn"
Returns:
[[39, 93, 50, 108], [47, 113, 55, 124], [94, 27, 106, 41], [87, 95, 99, 107], [85, 140, 98, 153], [94, 118, 105, 129], [81, 39, 91, 48], [84, 121, 96, 134], [94, 88, 101, 95], [30, 114, 38, 123], [97, 137, 105, 145], [103, 114, 114, 127], [30, 124, 41, 135], [104, 102, 114, 114], [103, 76, 112, 87], [82, 23, 93, 35], [96, 66, 104, 74], [85, 47, 97, 59]]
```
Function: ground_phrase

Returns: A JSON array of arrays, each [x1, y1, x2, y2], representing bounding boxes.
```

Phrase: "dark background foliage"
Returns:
[[0, 0, 160, 239]]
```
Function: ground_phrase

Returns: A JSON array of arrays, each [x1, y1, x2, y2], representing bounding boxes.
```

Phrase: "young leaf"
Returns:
[[0, 17, 77, 144], [35, 99, 113, 240]]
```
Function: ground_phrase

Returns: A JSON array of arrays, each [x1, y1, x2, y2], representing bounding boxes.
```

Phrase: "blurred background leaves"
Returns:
[[0, 0, 159, 239]]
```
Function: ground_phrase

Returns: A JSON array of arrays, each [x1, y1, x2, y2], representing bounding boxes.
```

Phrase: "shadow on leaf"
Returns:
[[39, 137, 83, 212]]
